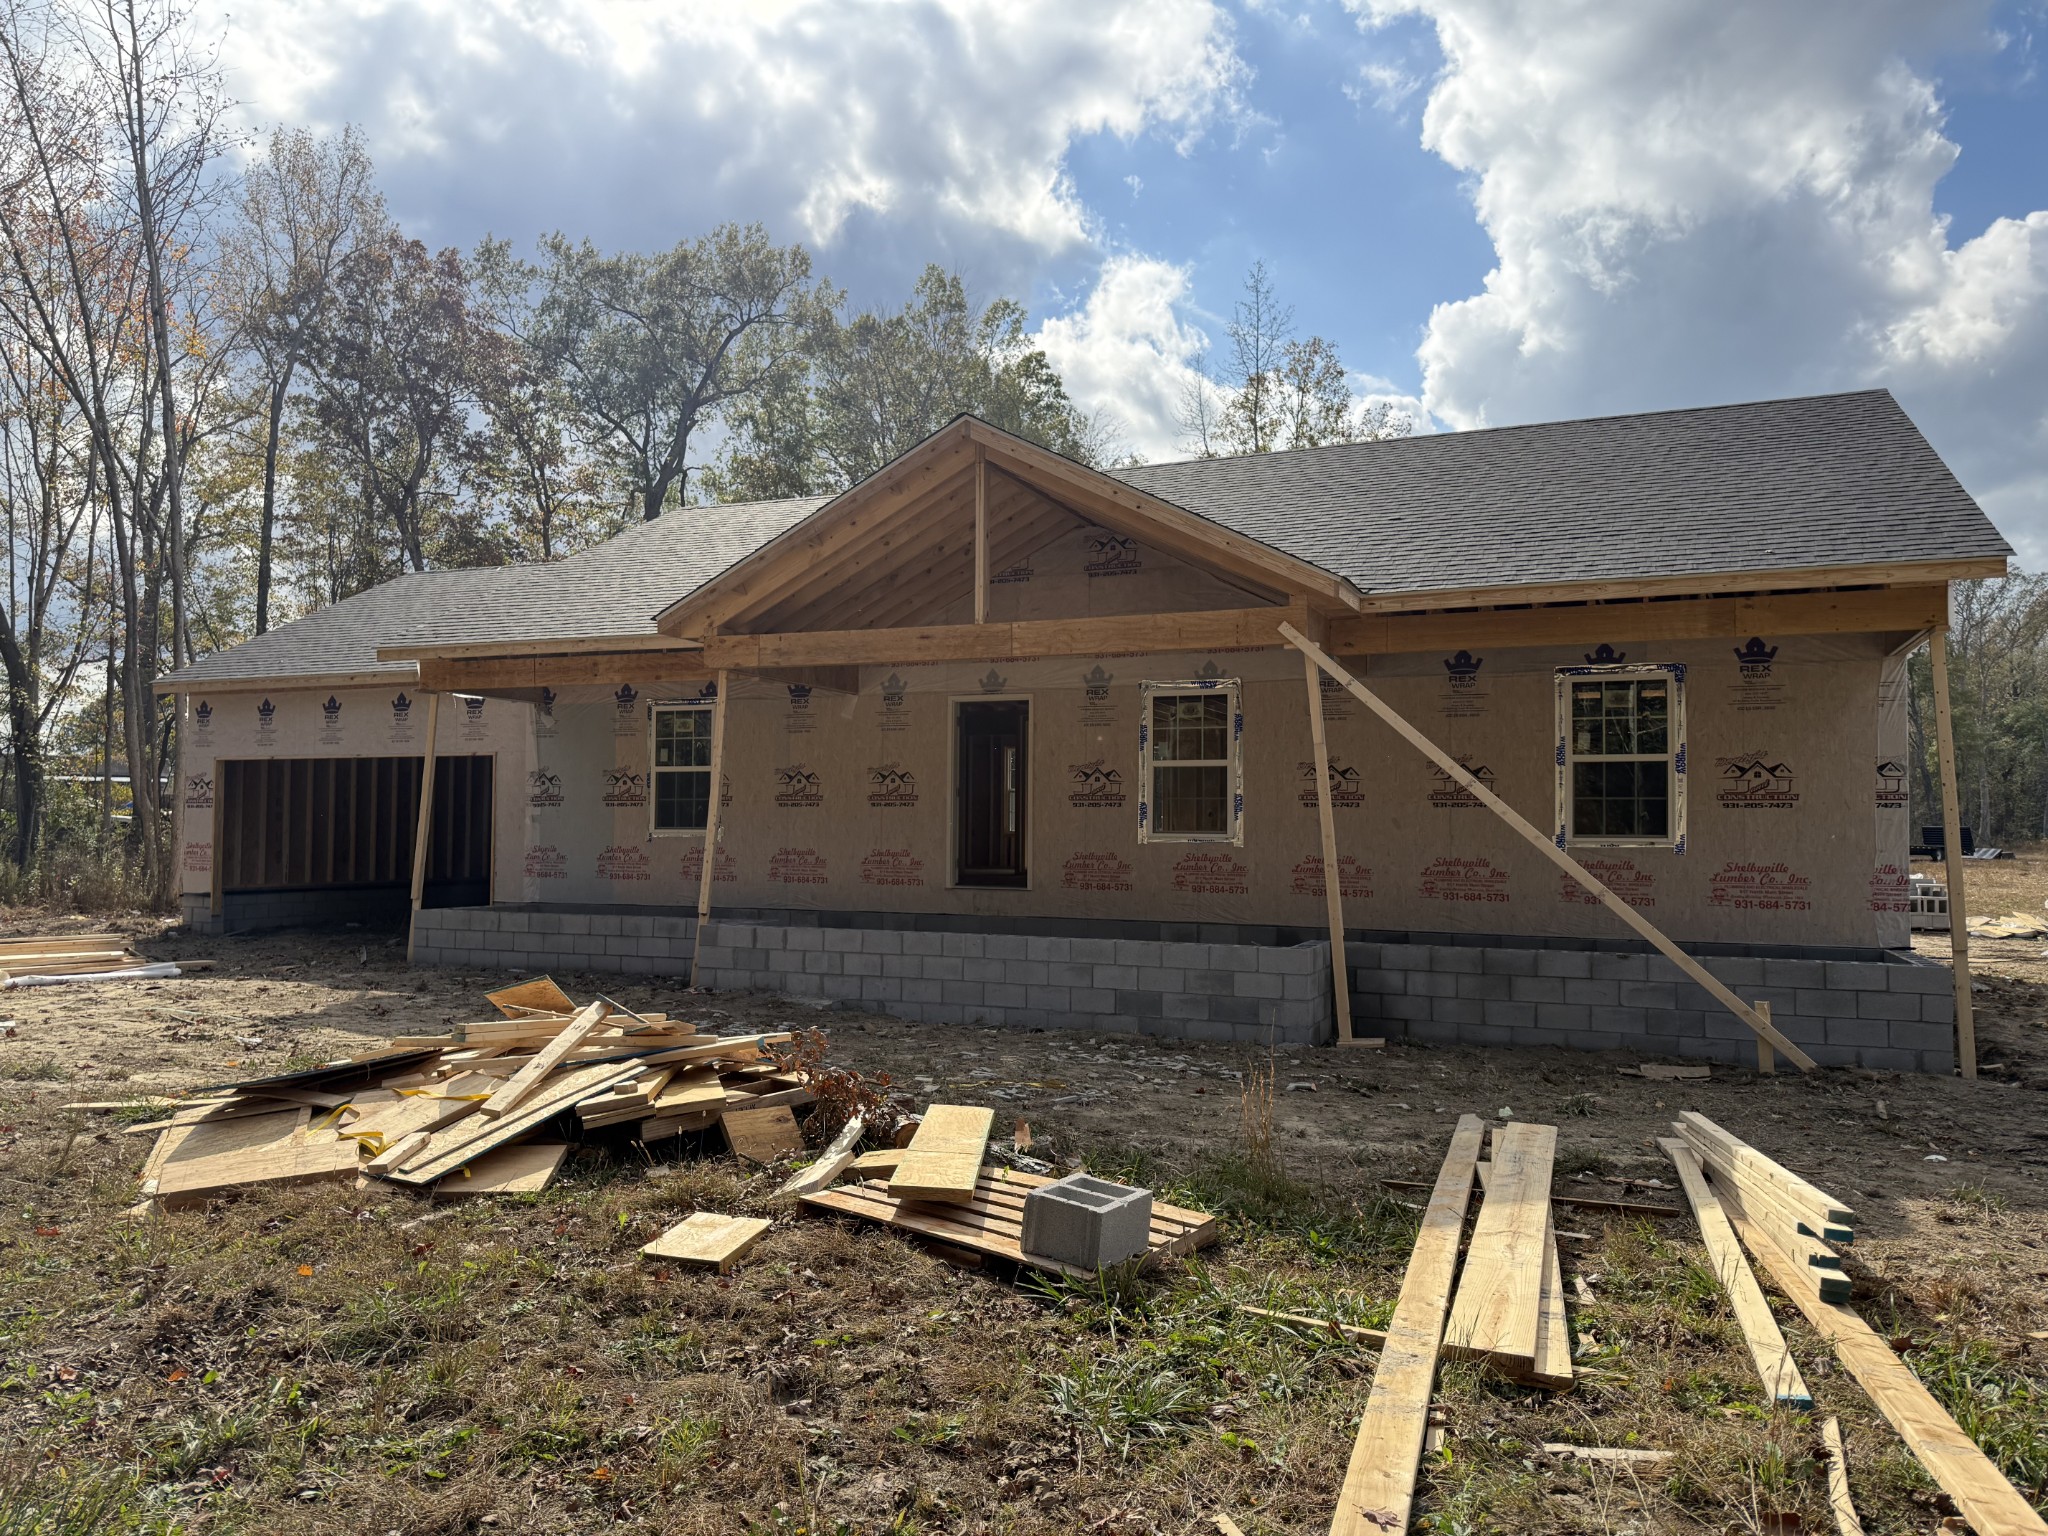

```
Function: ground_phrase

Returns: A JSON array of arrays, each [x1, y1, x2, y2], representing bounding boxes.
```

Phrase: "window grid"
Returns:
[[1553, 665, 1686, 850], [650, 705, 714, 833], [1138, 681, 1242, 844]]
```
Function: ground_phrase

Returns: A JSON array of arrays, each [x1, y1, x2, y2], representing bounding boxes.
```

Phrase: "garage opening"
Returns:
[[215, 755, 493, 930]]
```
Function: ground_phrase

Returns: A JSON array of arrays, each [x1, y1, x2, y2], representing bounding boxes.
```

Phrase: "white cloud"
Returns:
[[1032, 255, 1212, 460], [209, 0, 1249, 273], [1348, 0, 2048, 565]]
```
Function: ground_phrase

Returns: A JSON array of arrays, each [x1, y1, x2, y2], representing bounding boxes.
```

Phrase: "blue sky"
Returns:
[[209, 0, 2048, 563]]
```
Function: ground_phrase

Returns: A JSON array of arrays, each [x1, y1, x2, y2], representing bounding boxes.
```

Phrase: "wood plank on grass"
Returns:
[[776, 1116, 866, 1199], [433, 1142, 568, 1199], [1722, 1202, 2047, 1536], [1443, 1121, 1557, 1369], [478, 1000, 610, 1118], [387, 1061, 641, 1185], [1329, 1114, 1486, 1536], [887, 1103, 994, 1206], [724, 1104, 803, 1163], [153, 1110, 360, 1206], [641, 1212, 772, 1273], [1675, 1111, 1853, 1229], [1658, 1136, 1812, 1408]]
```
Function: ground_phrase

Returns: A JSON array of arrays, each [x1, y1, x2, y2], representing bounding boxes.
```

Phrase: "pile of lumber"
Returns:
[[0, 932, 206, 987], [1662, 1113, 2048, 1536], [1440, 1121, 1572, 1390], [115, 976, 799, 1211]]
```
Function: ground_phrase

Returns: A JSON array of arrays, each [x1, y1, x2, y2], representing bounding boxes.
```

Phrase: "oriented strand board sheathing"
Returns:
[[888, 1104, 995, 1206], [723, 1103, 804, 1163], [433, 1142, 569, 1199], [641, 1212, 772, 1273]]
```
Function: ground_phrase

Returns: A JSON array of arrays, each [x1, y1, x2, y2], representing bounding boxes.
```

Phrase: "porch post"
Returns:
[[973, 446, 988, 625], [1928, 629, 1976, 1079], [690, 669, 732, 987], [405, 690, 441, 964], [1301, 650, 1356, 1043]]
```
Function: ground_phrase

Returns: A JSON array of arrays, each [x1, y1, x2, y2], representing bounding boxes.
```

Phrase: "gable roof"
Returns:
[[170, 495, 823, 687], [170, 388, 2007, 689], [1111, 389, 2009, 601]]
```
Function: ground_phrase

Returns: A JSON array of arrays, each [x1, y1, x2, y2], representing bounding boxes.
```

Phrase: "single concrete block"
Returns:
[[1020, 1172, 1154, 1270], [1535, 950, 1593, 979], [1510, 974, 1566, 1005]]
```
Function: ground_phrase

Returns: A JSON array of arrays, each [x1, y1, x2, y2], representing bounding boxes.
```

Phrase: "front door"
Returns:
[[956, 701, 1028, 887]]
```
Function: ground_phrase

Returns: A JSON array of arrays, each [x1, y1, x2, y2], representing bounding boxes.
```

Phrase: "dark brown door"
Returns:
[[956, 701, 1027, 887]]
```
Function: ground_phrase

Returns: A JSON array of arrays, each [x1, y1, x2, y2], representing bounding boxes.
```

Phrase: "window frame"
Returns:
[[647, 700, 717, 837], [1137, 678, 1243, 846], [1552, 662, 1687, 851]]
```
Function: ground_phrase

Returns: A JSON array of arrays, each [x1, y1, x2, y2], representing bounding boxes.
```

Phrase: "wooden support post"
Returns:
[[1756, 998, 1774, 1076], [1301, 651, 1355, 1043], [405, 691, 442, 964], [690, 669, 732, 987], [1928, 628, 1976, 1079], [1278, 622, 1816, 1071], [973, 446, 988, 626]]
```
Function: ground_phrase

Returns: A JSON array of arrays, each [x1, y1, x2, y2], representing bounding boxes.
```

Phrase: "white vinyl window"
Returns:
[[1553, 664, 1687, 849], [1138, 680, 1243, 843], [650, 704, 715, 832]]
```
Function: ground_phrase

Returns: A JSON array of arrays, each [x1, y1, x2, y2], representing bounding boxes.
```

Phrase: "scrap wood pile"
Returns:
[[1312, 1108, 2045, 1536], [0, 932, 207, 988], [102, 976, 806, 1213]]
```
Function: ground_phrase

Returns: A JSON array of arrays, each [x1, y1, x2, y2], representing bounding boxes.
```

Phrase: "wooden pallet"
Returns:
[[801, 1166, 1217, 1278]]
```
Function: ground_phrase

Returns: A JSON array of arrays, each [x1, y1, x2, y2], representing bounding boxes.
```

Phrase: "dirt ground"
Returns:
[[1, 858, 2045, 1533]]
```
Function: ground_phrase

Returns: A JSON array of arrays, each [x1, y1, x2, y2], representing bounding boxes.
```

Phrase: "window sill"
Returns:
[[647, 828, 709, 841]]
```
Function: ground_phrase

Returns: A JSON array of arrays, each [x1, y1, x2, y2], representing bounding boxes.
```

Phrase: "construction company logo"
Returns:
[[181, 841, 211, 874], [601, 768, 648, 808], [1715, 753, 1798, 810], [679, 845, 737, 885], [1583, 644, 1626, 665], [1079, 664, 1117, 726], [1558, 858, 1655, 910], [866, 763, 919, 809], [183, 774, 214, 811], [255, 697, 278, 742], [859, 848, 926, 888], [774, 764, 824, 810], [523, 845, 567, 881], [1439, 650, 1492, 718], [1068, 759, 1127, 810], [1171, 849, 1249, 896], [527, 769, 565, 809], [1427, 757, 1496, 810], [877, 672, 911, 733], [1083, 528, 1142, 579], [1875, 758, 1908, 810], [595, 844, 651, 882], [786, 682, 816, 734], [977, 667, 1009, 693], [1869, 863, 1909, 914], [991, 558, 1035, 586], [1419, 856, 1510, 904], [768, 846, 828, 885], [1297, 757, 1364, 811], [1290, 854, 1372, 900], [1709, 861, 1811, 912], [1061, 851, 1134, 893]]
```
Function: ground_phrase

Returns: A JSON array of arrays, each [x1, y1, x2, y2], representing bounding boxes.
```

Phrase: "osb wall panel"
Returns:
[[515, 629, 1908, 950], [175, 686, 534, 904]]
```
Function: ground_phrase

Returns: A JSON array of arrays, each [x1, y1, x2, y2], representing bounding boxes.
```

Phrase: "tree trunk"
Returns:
[[255, 367, 291, 633]]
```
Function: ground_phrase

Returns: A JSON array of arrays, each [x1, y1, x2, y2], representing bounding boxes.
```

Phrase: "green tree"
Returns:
[[705, 265, 1108, 500]]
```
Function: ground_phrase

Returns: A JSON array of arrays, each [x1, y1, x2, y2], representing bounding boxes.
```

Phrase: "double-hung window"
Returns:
[[1139, 681, 1242, 843], [1555, 665, 1686, 848], [651, 704, 715, 832]]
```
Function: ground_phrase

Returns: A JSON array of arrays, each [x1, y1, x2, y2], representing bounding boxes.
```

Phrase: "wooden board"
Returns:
[[479, 1000, 609, 1118], [723, 1104, 804, 1163], [154, 1110, 360, 1206], [1821, 1416, 1866, 1536], [776, 1116, 866, 1199], [1713, 1175, 1851, 1304], [1723, 1202, 2047, 1535], [1675, 1112, 1853, 1228], [1658, 1137, 1812, 1408], [802, 1167, 1215, 1277], [486, 976, 577, 1017], [1329, 1114, 1487, 1536], [1443, 1122, 1557, 1368], [386, 1061, 642, 1185], [433, 1142, 568, 1199], [641, 1212, 773, 1273], [1530, 1213, 1574, 1390], [849, 1147, 906, 1176], [888, 1103, 995, 1206]]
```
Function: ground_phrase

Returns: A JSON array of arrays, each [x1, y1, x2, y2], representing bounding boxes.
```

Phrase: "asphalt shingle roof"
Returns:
[[172, 389, 2007, 688], [1112, 389, 2010, 596]]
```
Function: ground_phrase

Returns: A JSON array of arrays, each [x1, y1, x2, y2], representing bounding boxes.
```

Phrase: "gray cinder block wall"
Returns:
[[410, 905, 699, 975], [1348, 940, 1955, 1073]]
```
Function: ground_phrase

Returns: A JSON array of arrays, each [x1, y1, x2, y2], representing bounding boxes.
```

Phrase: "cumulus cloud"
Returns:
[[1032, 255, 1212, 460], [207, 0, 1249, 292], [1348, 0, 2048, 563]]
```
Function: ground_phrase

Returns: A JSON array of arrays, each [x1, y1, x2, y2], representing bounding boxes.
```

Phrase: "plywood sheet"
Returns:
[[434, 1142, 569, 1199], [486, 976, 577, 1017], [724, 1104, 803, 1162], [641, 1212, 772, 1272], [887, 1104, 994, 1206]]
